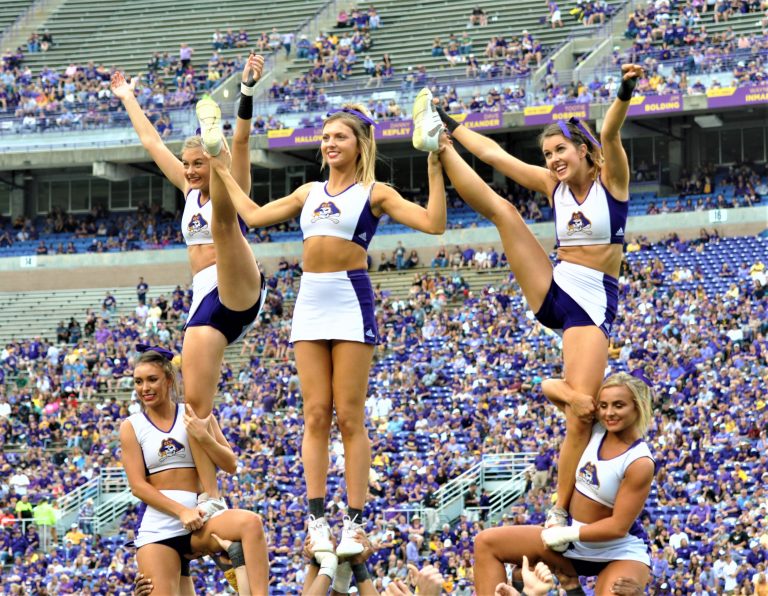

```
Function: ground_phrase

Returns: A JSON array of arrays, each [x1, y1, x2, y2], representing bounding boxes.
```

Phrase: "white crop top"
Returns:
[[181, 189, 214, 246], [553, 177, 628, 248], [300, 181, 379, 250], [574, 423, 654, 508], [128, 403, 196, 475], [181, 189, 247, 246]]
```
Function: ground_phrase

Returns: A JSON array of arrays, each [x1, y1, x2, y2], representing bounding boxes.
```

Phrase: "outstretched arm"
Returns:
[[600, 64, 644, 200], [231, 54, 265, 193], [207, 141, 306, 228], [110, 72, 186, 191], [374, 149, 446, 235], [440, 107, 553, 197]]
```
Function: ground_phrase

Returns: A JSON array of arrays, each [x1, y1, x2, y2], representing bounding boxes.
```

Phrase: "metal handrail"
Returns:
[[94, 488, 139, 534]]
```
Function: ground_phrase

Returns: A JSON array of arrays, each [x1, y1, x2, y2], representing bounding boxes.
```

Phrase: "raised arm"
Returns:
[[438, 107, 553, 196], [373, 152, 446, 235], [207, 142, 306, 228], [110, 72, 186, 191], [231, 54, 265, 193], [119, 420, 204, 530], [600, 64, 644, 200]]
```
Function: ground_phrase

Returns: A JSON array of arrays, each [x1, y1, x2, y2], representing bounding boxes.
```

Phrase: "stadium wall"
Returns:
[[0, 206, 765, 290]]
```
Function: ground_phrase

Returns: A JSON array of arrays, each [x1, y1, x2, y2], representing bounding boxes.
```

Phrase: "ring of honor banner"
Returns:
[[627, 93, 683, 116], [523, 103, 589, 126], [707, 85, 768, 109], [267, 110, 503, 149]]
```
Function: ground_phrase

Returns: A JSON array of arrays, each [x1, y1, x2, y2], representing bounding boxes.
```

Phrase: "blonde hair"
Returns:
[[539, 120, 604, 180], [599, 372, 653, 436], [134, 350, 180, 408], [322, 103, 377, 186], [181, 135, 203, 155]]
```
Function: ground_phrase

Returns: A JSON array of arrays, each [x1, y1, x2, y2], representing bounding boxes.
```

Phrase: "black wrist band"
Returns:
[[227, 542, 245, 568], [351, 562, 370, 583], [238, 93, 253, 120], [310, 558, 321, 568], [617, 77, 637, 102], [436, 105, 460, 132]]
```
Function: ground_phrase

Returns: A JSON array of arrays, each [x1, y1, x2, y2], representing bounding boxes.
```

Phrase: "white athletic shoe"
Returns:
[[308, 515, 334, 553], [411, 87, 443, 152], [197, 492, 228, 522], [196, 97, 222, 156], [336, 516, 365, 557]]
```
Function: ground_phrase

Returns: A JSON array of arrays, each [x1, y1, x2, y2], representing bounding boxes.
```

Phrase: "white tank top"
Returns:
[[300, 181, 379, 249], [128, 403, 197, 475], [574, 423, 654, 508], [553, 177, 628, 248]]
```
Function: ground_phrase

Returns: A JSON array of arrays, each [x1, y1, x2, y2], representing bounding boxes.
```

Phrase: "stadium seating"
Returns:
[[0, 0, 33, 33], [17, 0, 327, 80], [279, 0, 627, 96]]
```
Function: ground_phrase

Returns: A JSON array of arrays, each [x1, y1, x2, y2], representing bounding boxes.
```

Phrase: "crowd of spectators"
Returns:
[[2, 1, 767, 136], [0, 203, 181, 254], [618, 0, 768, 85], [1, 164, 765, 257], [0, 229, 766, 593], [266, 9, 380, 113]]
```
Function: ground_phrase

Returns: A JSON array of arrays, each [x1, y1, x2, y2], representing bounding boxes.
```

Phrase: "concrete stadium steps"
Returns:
[[19, 0, 327, 80], [0, 266, 510, 402], [0, 283, 178, 343], [279, 0, 626, 90], [0, 0, 33, 32]]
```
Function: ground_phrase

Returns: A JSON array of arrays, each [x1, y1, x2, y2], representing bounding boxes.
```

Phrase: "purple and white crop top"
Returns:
[[553, 178, 628, 248], [181, 189, 247, 246], [299, 181, 379, 250], [575, 423, 654, 508], [128, 403, 196, 475]]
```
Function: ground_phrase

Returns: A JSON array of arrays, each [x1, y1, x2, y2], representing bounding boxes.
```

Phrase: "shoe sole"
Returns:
[[312, 540, 334, 553], [412, 89, 439, 152], [196, 98, 222, 156], [336, 543, 364, 556]]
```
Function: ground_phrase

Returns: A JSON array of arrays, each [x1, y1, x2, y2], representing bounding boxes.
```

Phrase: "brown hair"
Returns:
[[322, 103, 376, 186], [134, 350, 179, 407], [538, 119, 604, 180]]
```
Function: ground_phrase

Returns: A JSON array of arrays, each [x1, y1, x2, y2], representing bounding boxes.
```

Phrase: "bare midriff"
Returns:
[[569, 489, 613, 524], [188, 244, 217, 276], [302, 236, 369, 272], [147, 467, 201, 494], [557, 244, 623, 279]]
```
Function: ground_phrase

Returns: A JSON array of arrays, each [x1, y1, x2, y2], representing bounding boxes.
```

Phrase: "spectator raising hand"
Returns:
[[383, 564, 443, 596]]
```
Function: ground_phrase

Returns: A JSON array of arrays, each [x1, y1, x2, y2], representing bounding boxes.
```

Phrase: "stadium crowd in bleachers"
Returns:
[[1, 1, 767, 134], [1, 161, 766, 258], [1, 230, 767, 594]]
